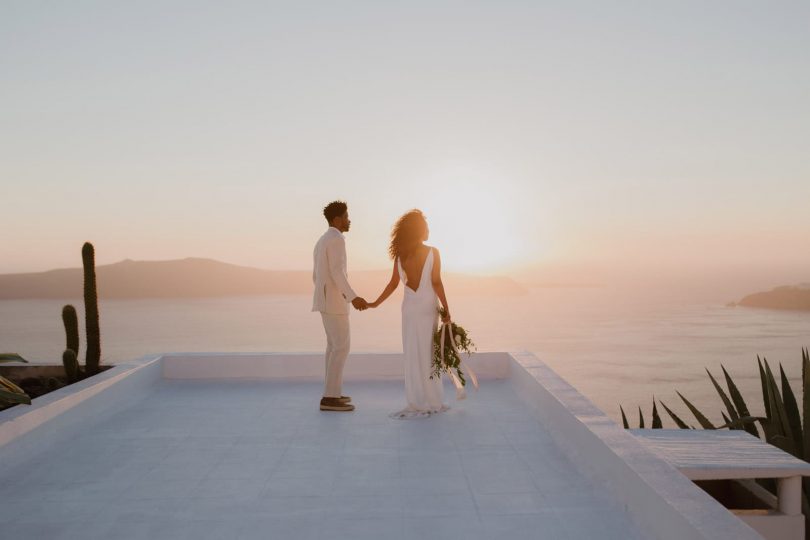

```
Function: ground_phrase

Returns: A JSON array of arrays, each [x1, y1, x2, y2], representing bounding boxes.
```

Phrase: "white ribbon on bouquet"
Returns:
[[438, 321, 479, 400]]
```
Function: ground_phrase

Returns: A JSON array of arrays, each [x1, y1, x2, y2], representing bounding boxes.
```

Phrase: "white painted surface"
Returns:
[[779, 477, 803, 515], [0, 352, 774, 539], [161, 351, 510, 380], [736, 512, 805, 540], [0, 378, 645, 540]]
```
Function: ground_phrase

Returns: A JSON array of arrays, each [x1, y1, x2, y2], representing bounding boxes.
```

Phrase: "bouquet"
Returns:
[[432, 307, 479, 399]]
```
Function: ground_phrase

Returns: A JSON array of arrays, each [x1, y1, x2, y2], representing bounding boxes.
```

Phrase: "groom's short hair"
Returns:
[[323, 201, 348, 223]]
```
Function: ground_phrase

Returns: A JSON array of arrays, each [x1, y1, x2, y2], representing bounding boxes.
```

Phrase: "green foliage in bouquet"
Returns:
[[431, 307, 475, 385]]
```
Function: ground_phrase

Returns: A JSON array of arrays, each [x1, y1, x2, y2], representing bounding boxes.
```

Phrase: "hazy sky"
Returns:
[[2, 1, 809, 280]]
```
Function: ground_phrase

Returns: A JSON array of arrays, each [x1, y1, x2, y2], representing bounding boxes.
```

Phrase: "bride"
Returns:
[[369, 210, 452, 419]]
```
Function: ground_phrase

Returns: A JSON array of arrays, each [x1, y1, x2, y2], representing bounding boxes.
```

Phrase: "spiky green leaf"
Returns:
[[0, 375, 27, 395], [716, 415, 768, 430], [638, 406, 645, 429], [764, 359, 792, 442], [803, 348, 810, 462], [770, 434, 798, 456], [0, 388, 31, 405], [660, 400, 691, 429], [677, 391, 716, 429], [620, 405, 629, 429], [652, 400, 662, 429], [758, 356, 771, 419], [707, 368, 740, 425], [0, 353, 27, 364], [0, 374, 31, 405], [722, 365, 758, 437], [779, 363, 803, 457]]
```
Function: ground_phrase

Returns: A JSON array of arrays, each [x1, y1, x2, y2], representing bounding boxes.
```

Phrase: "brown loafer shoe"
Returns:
[[323, 395, 351, 403], [320, 398, 355, 412]]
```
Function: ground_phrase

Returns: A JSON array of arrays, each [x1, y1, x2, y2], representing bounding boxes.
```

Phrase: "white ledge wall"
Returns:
[[0, 355, 162, 477], [508, 351, 763, 540], [161, 351, 510, 380]]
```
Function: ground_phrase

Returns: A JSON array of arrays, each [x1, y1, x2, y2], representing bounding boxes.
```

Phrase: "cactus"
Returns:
[[82, 242, 101, 375], [62, 349, 79, 383], [61, 304, 80, 358]]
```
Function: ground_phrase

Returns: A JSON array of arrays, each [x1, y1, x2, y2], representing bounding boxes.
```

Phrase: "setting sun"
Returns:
[[419, 166, 528, 273]]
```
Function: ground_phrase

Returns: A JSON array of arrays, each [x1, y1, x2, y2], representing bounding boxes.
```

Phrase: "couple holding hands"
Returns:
[[312, 201, 452, 419]]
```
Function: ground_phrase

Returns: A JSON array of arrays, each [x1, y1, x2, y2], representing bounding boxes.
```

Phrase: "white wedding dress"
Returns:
[[390, 248, 449, 419]]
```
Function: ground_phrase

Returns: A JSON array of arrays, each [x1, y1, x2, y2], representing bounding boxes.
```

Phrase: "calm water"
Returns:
[[2, 288, 808, 425]]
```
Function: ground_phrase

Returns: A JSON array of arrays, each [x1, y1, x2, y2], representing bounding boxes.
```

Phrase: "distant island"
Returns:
[[0, 258, 528, 299], [735, 284, 810, 311]]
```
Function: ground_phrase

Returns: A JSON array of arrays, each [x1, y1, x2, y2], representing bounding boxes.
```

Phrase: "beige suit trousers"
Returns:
[[321, 312, 350, 398]]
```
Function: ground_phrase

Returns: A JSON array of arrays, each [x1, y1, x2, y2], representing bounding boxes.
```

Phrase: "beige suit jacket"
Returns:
[[312, 227, 358, 314]]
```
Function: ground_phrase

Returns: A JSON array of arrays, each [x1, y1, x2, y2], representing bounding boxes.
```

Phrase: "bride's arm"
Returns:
[[369, 260, 400, 308], [431, 248, 451, 322]]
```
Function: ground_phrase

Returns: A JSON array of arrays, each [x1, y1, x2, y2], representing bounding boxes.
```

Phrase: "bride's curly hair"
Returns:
[[389, 210, 428, 261]]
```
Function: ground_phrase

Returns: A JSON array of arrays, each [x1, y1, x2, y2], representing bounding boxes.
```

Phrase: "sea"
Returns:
[[2, 288, 808, 426]]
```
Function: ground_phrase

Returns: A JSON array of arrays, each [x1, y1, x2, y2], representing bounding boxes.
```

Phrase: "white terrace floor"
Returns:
[[1, 379, 646, 540]]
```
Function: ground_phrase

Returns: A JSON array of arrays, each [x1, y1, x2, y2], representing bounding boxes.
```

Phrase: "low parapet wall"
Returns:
[[508, 351, 763, 540], [161, 351, 511, 380], [0, 355, 162, 476]]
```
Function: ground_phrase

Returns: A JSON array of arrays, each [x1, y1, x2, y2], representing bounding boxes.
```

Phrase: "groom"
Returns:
[[312, 201, 368, 412]]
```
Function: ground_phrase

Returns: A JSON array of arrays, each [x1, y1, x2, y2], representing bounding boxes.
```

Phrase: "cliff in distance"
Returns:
[[0, 258, 527, 299], [737, 284, 810, 311]]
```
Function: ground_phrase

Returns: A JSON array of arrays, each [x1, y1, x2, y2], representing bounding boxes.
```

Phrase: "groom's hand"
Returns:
[[352, 297, 368, 311]]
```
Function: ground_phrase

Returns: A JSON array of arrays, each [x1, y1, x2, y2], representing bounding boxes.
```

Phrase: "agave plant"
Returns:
[[620, 399, 664, 429], [0, 353, 32, 406], [620, 392, 760, 431], [663, 349, 810, 458], [621, 348, 810, 532]]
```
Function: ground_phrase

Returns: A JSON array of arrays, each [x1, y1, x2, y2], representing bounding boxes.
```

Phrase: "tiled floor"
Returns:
[[0, 379, 647, 539]]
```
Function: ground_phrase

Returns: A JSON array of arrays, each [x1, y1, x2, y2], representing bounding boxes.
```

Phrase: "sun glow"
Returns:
[[418, 167, 526, 274]]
